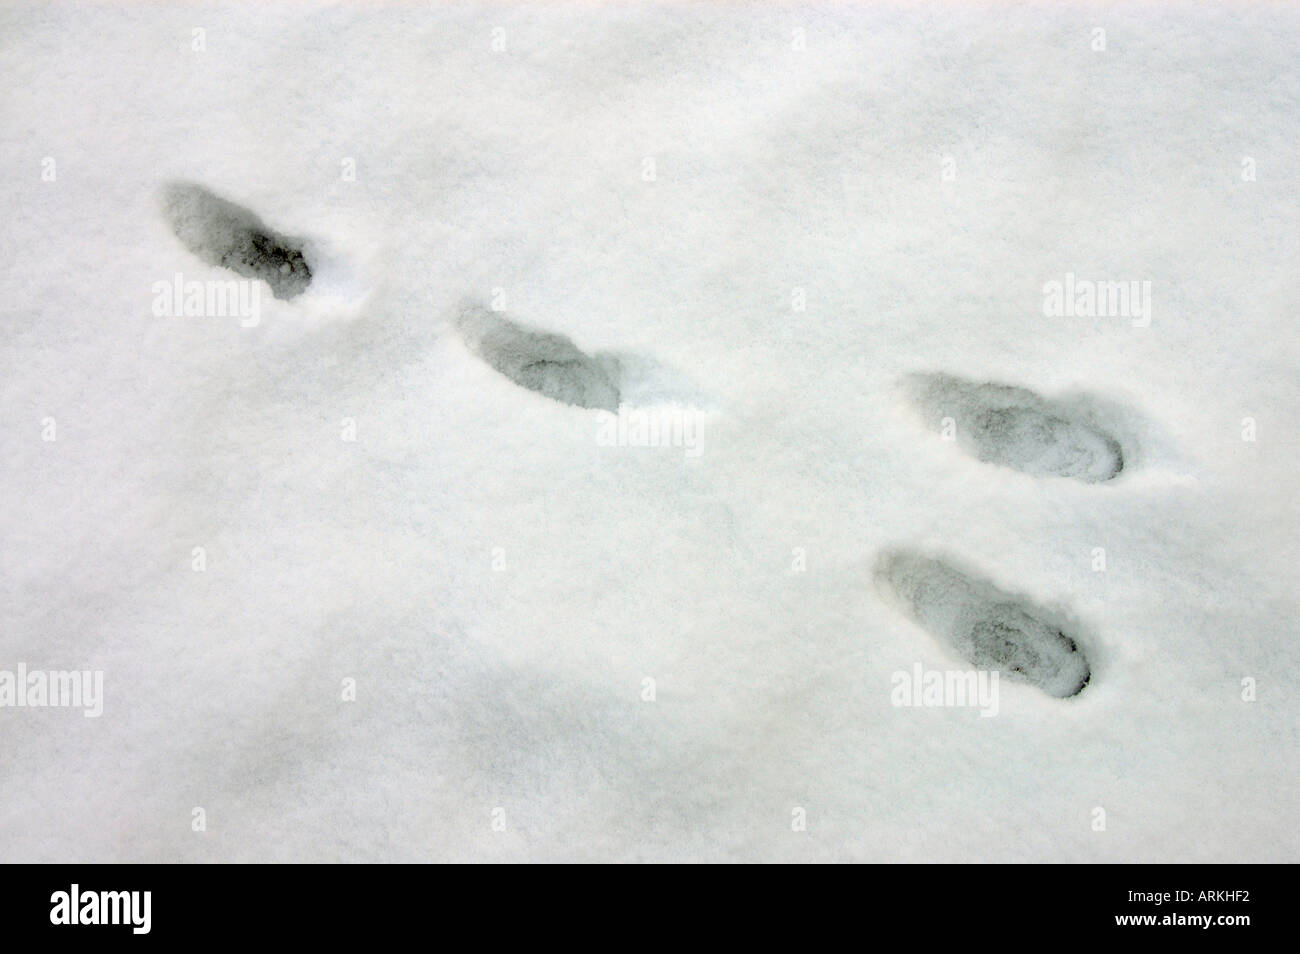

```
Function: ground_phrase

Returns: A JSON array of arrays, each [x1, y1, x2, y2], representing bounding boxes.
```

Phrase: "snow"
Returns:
[[1, 1, 1296, 862]]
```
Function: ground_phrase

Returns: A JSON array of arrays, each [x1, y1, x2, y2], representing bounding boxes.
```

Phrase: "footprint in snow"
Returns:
[[875, 549, 1091, 698], [161, 181, 312, 300], [905, 373, 1124, 483], [454, 304, 621, 411]]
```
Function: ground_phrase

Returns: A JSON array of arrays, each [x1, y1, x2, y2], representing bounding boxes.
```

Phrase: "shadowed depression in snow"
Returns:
[[876, 550, 1092, 698], [454, 304, 622, 411], [906, 373, 1125, 483], [161, 182, 312, 300]]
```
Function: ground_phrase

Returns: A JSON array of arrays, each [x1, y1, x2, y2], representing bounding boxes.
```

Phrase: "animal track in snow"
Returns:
[[454, 304, 622, 411], [905, 373, 1124, 483], [161, 182, 312, 299], [875, 550, 1091, 698]]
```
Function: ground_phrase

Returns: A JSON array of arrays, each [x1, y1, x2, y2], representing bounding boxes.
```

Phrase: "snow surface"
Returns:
[[1, 1, 1297, 862]]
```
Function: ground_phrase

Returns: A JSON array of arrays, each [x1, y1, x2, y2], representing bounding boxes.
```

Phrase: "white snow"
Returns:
[[1, 1, 1296, 862]]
